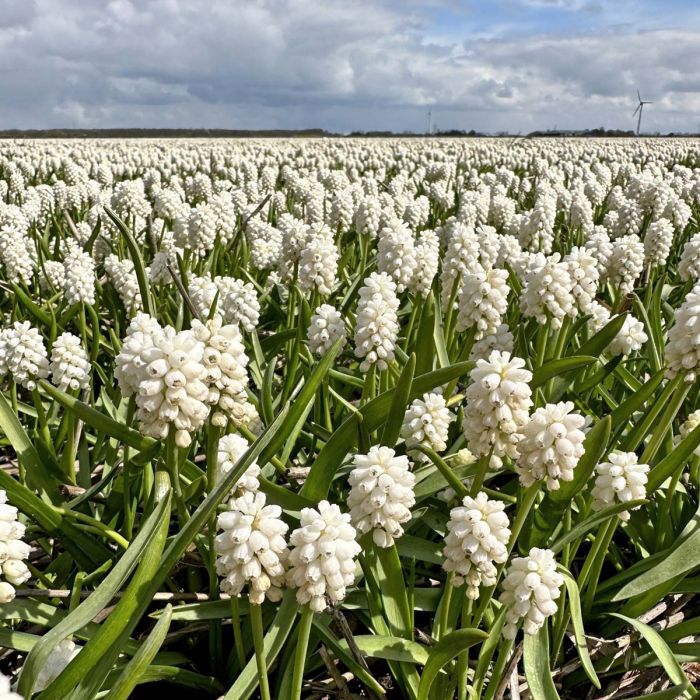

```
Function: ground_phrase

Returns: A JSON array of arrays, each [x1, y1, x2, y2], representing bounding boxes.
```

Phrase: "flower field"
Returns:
[[1, 136, 700, 698]]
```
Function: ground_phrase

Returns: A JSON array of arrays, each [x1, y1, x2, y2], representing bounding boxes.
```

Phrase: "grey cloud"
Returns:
[[0, 0, 697, 132]]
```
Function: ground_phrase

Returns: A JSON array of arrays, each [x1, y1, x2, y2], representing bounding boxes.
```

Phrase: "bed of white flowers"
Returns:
[[0, 136, 699, 699]]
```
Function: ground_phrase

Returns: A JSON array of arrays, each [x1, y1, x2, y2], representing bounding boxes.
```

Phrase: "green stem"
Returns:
[[291, 605, 314, 700], [250, 603, 271, 700], [482, 638, 514, 700], [230, 596, 246, 671], [580, 518, 618, 614], [457, 596, 473, 700]]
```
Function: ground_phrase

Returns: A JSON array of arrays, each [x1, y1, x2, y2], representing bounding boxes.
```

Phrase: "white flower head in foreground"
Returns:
[[287, 500, 361, 612], [665, 283, 700, 381], [49, 332, 90, 392], [0, 321, 50, 391], [216, 433, 260, 497], [456, 265, 510, 338], [0, 673, 22, 700], [347, 446, 416, 547], [462, 351, 533, 465], [443, 492, 511, 599], [516, 402, 586, 490], [63, 241, 95, 306], [307, 304, 347, 356], [0, 490, 31, 603], [400, 393, 454, 457], [591, 451, 649, 521], [134, 326, 210, 447], [677, 410, 700, 457], [353, 271, 400, 372], [500, 547, 563, 639], [33, 639, 80, 693], [191, 316, 251, 428], [608, 314, 647, 357], [215, 491, 289, 605]]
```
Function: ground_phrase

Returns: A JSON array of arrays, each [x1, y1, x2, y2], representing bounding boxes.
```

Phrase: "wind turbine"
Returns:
[[633, 90, 653, 136]]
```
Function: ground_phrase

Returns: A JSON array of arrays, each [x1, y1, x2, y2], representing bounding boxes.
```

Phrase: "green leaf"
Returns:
[[575, 313, 627, 358], [381, 353, 416, 448], [37, 474, 172, 700], [647, 420, 700, 492], [19, 475, 172, 698], [550, 499, 647, 554], [531, 356, 596, 389], [607, 614, 692, 698], [414, 294, 436, 376], [104, 206, 155, 316], [368, 542, 413, 640], [12, 284, 51, 327], [523, 626, 560, 700], [561, 571, 600, 688], [347, 635, 429, 665], [416, 628, 487, 700], [610, 369, 665, 430], [103, 605, 173, 700], [612, 514, 700, 600]]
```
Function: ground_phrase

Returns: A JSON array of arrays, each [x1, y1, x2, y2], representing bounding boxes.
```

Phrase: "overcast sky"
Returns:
[[1, 0, 699, 133]]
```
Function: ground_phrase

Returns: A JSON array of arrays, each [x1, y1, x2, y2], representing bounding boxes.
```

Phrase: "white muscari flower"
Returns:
[[298, 227, 339, 296], [608, 314, 647, 357], [410, 228, 440, 297], [216, 433, 260, 496], [462, 351, 533, 465], [469, 323, 514, 362], [0, 321, 49, 391], [49, 332, 90, 392], [520, 253, 576, 329], [215, 490, 289, 605], [307, 304, 346, 355], [347, 445, 415, 547], [40, 260, 66, 292], [500, 547, 563, 639], [104, 254, 142, 315], [516, 402, 586, 490], [591, 451, 649, 520], [287, 500, 361, 612], [191, 316, 251, 427], [134, 326, 210, 447], [676, 410, 700, 457], [644, 218, 674, 267], [456, 265, 510, 337], [679, 232, 700, 282], [63, 241, 95, 305], [377, 222, 418, 293], [565, 246, 599, 315], [443, 492, 511, 599], [607, 234, 644, 295], [215, 276, 260, 333], [0, 490, 31, 603], [353, 272, 400, 372], [400, 393, 454, 457], [584, 227, 613, 279], [114, 313, 162, 397], [665, 283, 700, 381]]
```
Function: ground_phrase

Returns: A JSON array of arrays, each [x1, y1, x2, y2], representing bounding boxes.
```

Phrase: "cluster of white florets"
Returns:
[[516, 402, 587, 490], [347, 446, 416, 547], [665, 283, 700, 381], [443, 492, 511, 599], [0, 490, 31, 603], [49, 332, 90, 392], [353, 272, 400, 372], [400, 392, 454, 456], [216, 433, 260, 496], [456, 265, 510, 337], [499, 547, 563, 639], [591, 451, 649, 520], [462, 351, 533, 465], [191, 316, 252, 428], [287, 501, 361, 612], [215, 491, 289, 605], [307, 304, 347, 355], [0, 321, 50, 390], [520, 253, 576, 329]]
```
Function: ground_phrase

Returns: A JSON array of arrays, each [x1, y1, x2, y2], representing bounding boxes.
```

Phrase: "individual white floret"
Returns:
[[33, 639, 80, 693]]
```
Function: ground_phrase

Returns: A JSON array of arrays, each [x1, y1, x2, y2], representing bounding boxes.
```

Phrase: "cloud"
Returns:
[[0, 0, 697, 132]]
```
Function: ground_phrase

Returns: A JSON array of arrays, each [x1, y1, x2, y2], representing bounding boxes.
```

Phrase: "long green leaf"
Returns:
[[523, 626, 560, 700], [416, 628, 487, 700], [531, 356, 596, 389], [381, 353, 416, 447]]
